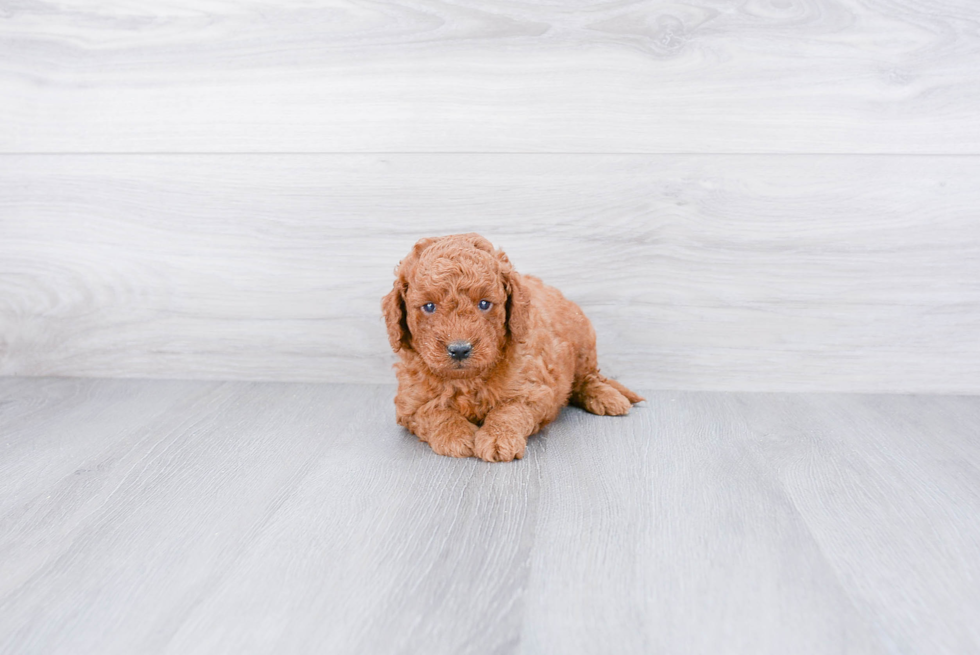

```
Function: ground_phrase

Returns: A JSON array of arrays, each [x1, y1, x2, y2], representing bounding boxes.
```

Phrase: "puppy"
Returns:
[[382, 233, 643, 462]]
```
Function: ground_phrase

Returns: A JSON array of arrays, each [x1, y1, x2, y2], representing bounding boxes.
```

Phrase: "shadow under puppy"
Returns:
[[382, 233, 644, 462]]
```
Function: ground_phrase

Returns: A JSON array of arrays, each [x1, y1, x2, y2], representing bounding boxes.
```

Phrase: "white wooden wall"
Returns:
[[2, 0, 979, 393]]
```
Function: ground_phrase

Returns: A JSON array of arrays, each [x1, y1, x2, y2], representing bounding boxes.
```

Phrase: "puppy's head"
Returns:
[[382, 233, 529, 378]]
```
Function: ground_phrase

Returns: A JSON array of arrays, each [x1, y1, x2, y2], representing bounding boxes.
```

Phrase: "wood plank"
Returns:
[[0, 378, 225, 599], [0, 378, 539, 654], [162, 388, 540, 655], [2, 154, 978, 392], [520, 390, 980, 654], [521, 392, 886, 654], [732, 393, 980, 653], [2, 378, 979, 653], [1, 0, 979, 153]]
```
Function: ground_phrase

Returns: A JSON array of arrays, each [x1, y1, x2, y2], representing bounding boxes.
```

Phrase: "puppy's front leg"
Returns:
[[474, 401, 538, 462], [403, 402, 478, 458]]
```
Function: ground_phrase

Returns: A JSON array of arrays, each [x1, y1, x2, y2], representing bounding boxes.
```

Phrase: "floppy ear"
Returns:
[[381, 237, 441, 352], [499, 253, 530, 343], [382, 277, 410, 352]]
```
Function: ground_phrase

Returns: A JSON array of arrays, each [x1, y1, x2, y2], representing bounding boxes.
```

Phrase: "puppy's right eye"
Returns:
[[421, 302, 436, 314]]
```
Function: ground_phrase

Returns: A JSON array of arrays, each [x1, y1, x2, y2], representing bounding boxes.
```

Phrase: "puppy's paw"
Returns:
[[428, 438, 473, 458], [474, 426, 526, 463], [426, 422, 477, 458]]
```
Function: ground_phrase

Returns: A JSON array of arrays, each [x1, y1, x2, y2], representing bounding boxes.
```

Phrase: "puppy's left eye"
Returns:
[[478, 300, 492, 311]]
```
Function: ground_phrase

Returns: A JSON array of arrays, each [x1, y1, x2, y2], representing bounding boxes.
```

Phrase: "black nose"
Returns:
[[447, 341, 472, 361]]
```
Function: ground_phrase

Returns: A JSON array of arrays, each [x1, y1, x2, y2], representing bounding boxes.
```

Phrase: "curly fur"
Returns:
[[382, 233, 644, 462]]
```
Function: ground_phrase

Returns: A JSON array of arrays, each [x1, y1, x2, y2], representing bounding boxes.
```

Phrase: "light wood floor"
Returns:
[[2, 377, 978, 654]]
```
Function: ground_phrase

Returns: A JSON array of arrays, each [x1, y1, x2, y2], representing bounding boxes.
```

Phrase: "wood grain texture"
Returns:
[[1, 378, 979, 654], [1, 0, 979, 153], [522, 391, 980, 654], [2, 154, 978, 392]]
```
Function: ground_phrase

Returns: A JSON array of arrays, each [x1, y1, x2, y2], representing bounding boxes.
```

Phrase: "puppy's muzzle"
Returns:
[[447, 341, 473, 362]]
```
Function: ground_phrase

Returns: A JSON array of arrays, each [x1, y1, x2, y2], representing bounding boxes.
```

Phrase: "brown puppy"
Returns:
[[382, 233, 643, 462]]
